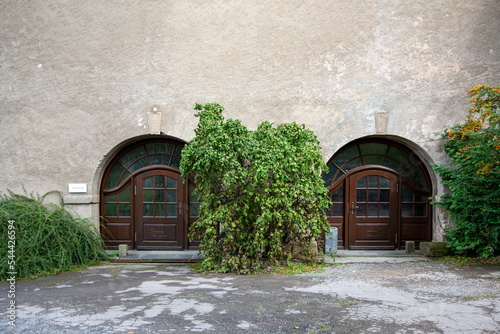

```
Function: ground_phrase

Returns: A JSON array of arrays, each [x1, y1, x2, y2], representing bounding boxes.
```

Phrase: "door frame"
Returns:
[[134, 168, 186, 250], [324, 137, 433, 250], [101, 166, 193, 250], [346, 168, 400, 250], [99, 137, 199, 251]]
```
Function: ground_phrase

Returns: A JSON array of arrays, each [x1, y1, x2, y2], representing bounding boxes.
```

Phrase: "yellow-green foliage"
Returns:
[[434, 86, 500, 258]]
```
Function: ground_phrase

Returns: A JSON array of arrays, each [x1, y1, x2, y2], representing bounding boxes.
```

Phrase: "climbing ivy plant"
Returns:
[[434, 85, 500, 258], [180, 103, 331, 273]]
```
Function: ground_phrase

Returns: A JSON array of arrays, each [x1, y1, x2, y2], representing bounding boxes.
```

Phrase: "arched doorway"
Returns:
[[323, 138, 432, 250], [100, 138, 199, 250]]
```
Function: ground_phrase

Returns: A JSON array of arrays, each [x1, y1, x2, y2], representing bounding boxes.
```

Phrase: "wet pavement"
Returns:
[[1, 259, 499, 333]]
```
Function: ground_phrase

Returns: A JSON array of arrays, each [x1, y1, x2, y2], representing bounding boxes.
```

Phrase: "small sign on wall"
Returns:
[[68, 183, 87, 193]]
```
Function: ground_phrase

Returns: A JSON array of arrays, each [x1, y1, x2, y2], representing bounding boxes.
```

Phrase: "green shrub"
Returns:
[[0, 191, 108, 280], [434, 85, 500, 258], [180, 103, 331, 273]]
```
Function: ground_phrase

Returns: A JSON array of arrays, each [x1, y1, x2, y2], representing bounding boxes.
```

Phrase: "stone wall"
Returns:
[[1, 0, 499, 237]]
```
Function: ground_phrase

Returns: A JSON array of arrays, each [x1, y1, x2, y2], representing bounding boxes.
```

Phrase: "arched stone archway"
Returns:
[[99, 137, 199, 250], [324, 137, 433, 250]]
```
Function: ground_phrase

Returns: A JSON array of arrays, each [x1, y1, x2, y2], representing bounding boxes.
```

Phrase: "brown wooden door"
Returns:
[[135, 170, 185, 250], [347, 170, 399, 249]]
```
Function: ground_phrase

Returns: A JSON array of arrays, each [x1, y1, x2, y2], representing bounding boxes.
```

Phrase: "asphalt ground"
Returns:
[[1, 259, 499, 333]]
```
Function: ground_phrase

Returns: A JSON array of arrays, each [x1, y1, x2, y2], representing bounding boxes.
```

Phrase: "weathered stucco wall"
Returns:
[[1, 1, 499, 237]]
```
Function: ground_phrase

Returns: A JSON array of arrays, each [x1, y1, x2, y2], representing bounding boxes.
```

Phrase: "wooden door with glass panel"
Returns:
[[347, 170, 399, 249], [134, 170, 184, 250]]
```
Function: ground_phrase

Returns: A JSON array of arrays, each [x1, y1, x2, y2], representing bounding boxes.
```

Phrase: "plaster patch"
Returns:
[[17, 305, 45, 317], [186, 319, 214, 332], [209, 290, 228, 298], [237, 321, 253, 329], [137, 115, 145, 128], [287, 279, 500, 333], [115, 276, 236, 296], [167, 298, 214, 315]]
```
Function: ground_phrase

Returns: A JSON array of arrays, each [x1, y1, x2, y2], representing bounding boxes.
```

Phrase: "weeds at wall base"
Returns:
[[433, 255, 500, 267]]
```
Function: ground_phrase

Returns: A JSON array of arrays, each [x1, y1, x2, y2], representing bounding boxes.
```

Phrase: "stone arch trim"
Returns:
[[324, 136, 434, 250], [96, 135, 199, 250]]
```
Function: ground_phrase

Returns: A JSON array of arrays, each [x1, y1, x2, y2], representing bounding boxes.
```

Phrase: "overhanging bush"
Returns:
[[180, 103, 331, 273], [434, 85, 500, 258], [0, 191, 108, 279]]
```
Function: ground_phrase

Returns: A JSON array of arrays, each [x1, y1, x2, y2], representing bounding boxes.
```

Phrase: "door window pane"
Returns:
[[415, 193, 427, 202], [380, 189, 389, 202], [143, 203, 153, 216], [323, 164, 338, 187], [357, 177, 366, 188], [120, 146, 147, 166], [357, 189, 366, 202], [190, 203, 200, 217], [143, 176, 153, 188], [345, 158, 363, 172], [129, 157, 149, 172], [368, 175, 378, 188], [166, 204, 177, 217], [105, 194, 117, 202], [167, 190, 177, 202], [331, 185, 343, 202], [402, 185, 413, 202], [415, 204, 427, 217], [170, 157, 181, 168], [144, 190, 154, 202], [154, 204, 165, 216], [119, 204, 131, 216], [380, 177, 390, 188], [155, 175, 165, 188], [362, 155, 386, 166], [368, 204, 378, 216], [379, 203, 389, 216], [119, 185, 131, 202], [155, 190, 165, 202], [368, 190, 378, 202], [359, 143, 388, 156], [105, 164, 126, 188], [105, 204, 117, 216], [151, 154, 171, 166], [334, 146, 359, 168], [167, 177, 177, 188], [402, 204, 413, 216], [331, 203, 343, 217]]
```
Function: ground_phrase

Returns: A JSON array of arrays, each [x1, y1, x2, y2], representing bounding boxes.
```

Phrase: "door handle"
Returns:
[[177, 202, 182, 215], [351, 202, 359, 215]]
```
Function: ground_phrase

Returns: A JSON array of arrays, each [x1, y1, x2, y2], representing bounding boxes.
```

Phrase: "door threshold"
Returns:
[[107, 250, 205, 262], [336, 250, 421, 257]]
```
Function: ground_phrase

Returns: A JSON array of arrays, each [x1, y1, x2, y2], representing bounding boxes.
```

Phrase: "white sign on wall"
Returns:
[[68, 183, 87, 193]]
